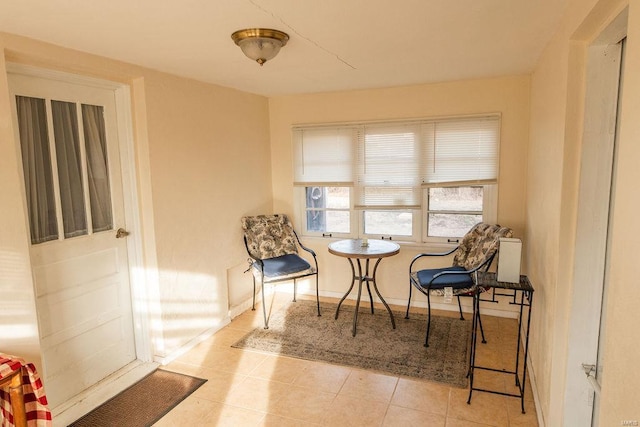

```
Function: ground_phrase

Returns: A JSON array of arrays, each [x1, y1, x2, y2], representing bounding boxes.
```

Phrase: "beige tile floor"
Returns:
[[156, 292, 538, 427]]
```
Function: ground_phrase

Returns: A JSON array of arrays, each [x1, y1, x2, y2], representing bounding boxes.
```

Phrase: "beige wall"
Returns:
[[141, 71, 271, 355], [268, 76, 530, 316], [526, 6, 575, 424], [0, 33, 271, 367], [527, 0, 640, 424]]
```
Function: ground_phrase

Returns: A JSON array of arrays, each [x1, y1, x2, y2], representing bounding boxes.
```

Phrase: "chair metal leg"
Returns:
[[468, 289, 480, 382], [261, 275, 269, 329], [315, 274, 321, 317], [405, 279, 413, 319], [252, 276, 256, 311], [457, 296, 465, 320], [424, 292, 432, 347], [477, 303, 487, 344], [293, 278, 297, 302]]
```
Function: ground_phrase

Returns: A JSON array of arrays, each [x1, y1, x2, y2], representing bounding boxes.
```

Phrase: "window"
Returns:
[[15, 95, 113, 244], [294, 127, 355, 237], [426, 186, 484, 239], [293, 115, 500, 243], [304, 186, 351, 235]]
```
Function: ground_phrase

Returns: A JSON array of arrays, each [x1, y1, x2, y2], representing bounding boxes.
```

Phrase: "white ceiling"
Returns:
[[1, 0, 567, 97]]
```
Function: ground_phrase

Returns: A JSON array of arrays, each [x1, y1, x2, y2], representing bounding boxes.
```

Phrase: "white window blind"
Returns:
[[356, 123, 423, 209], [422, 116, 500, 186], [293, 127, 356, 185], [292, 114, 500, 208]]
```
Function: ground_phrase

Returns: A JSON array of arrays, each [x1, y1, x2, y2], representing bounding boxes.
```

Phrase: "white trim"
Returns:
[[114, 84, 153, 362], [421, 179, 497, 188], [229, 297, 257, 320], [483, 183, 498, 224], [7, 63, 124, 90], [292, 112, 502, 130], [152, 319, 230, 366], [287, 288, 520, 319], [563, 9, 627, 425], [300, 234, 459, 253], [527, 342, 545, 427]]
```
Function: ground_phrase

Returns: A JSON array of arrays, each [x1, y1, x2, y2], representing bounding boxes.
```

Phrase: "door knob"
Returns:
[[116, 228, 130, 238]]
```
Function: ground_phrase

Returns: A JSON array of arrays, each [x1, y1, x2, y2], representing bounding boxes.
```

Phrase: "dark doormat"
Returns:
[[232, 300, 472, 388], [68, 369, 206, 427]]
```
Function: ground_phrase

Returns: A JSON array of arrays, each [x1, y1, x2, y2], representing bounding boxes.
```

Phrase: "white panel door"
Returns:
[[9, 73, 136, 409]]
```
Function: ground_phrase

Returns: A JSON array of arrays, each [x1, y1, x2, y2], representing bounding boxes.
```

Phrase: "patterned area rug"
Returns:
[[68, 369, 206, 427], [232, 300, 472, 387]]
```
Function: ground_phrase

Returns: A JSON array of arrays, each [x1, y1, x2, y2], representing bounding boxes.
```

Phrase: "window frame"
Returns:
[[293, 114, 500, 245], [296, 184, 497, 244], [421, 184, 497, 244], [359, 209, 420, 241], [296, 186, 356, 238]]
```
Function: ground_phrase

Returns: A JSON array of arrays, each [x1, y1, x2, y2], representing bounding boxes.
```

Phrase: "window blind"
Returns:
[[422, 115, 500, 186], [292, 114, 500, 208], [356, 122, 423, 209], [292, 127, 356, 185]]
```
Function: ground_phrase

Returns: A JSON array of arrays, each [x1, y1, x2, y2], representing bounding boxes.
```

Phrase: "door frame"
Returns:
[[562, 8, 627, 426], [6, 63, 152, 363]]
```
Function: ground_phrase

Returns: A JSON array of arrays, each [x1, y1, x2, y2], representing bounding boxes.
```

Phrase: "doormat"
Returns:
[[68, 369, 206, 427]]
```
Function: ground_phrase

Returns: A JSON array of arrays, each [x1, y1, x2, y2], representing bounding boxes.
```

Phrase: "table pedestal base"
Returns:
[[335, 257, 396, 336]]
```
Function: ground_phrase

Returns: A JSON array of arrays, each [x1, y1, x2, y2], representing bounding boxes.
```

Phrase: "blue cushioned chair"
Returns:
[[241, 214, 320, 328], [406, 223, 513, 347]]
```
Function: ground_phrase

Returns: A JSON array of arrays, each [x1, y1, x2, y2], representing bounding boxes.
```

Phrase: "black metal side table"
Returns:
[[468, 271, 534, 414]]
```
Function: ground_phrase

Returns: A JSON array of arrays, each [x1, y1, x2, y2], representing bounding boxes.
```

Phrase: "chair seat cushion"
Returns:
[[255, 254, 313, 279], [415, 266, 474, 290]]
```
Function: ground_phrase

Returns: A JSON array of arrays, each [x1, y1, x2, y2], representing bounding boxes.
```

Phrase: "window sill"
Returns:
[[299, 235, 457, 253]]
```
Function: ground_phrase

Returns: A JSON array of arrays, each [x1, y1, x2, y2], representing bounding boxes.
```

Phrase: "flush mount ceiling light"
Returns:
[[231, 28, 289, 66]]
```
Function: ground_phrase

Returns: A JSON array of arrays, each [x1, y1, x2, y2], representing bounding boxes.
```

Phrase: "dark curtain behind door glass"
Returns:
[[16, 95, 58, 244]]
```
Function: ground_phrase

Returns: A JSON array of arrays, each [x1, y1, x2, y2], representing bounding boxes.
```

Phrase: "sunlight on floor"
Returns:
[[155, 291, 539, 426]]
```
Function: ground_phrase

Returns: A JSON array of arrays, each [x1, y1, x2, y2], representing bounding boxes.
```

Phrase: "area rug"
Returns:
[[232, 300, 472, 387], [68, 369, 206, 427]]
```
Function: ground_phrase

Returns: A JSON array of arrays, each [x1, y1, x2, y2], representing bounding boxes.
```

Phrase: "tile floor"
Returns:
[[156, 292, 538, 426]]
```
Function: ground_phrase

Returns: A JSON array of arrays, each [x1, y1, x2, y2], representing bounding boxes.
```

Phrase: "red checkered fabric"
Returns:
[[0, 353, 52, 427]]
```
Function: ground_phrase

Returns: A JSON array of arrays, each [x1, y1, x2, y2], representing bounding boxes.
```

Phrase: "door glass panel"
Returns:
[[52, 100, 88, 238], [82, 104, 113, 232], [15, 96, 59, 244]]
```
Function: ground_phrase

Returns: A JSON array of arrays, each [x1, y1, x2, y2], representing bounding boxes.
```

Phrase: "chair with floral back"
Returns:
[[406, 222, 513, 347], [241, 214, 320, 328]]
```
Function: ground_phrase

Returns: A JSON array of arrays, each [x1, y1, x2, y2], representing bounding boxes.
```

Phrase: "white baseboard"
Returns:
[[152, 318, 231, 366], [299, 289, 519, 319], [527, 348, 545, 427], [229, 297, 256, 319]]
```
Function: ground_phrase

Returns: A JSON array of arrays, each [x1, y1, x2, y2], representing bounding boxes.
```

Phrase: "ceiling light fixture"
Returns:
[[231, 28, 289, 66]]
